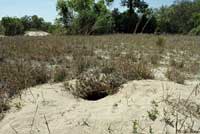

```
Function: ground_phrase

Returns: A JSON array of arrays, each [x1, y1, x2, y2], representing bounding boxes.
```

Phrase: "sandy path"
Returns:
[[0, 80, 199, 134]]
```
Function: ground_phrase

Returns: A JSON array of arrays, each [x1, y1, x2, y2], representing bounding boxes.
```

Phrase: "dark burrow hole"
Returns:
[[83, 91, 109, 101]]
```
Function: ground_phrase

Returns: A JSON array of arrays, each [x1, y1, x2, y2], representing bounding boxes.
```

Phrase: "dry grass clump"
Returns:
[[169, 57, 200, 80], [73, 56, 98, 74], [166, 67, 186, 84], [53, 66, 68, 82], [114, 59, 154, 80], [0, 61, 50, 98], [64, 69, 126, 100], [0, 61, 50, 116], [150, 54, 161, 65], [156, 36, 166, 48], [156, 36, 166, 53], [0, 93, 10, 120], [169, 59, 185, 69]]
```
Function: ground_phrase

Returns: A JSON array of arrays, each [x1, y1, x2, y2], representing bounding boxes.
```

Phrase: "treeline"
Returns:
[[56, 0, 157, 34], [0, 15, 54, 36], [1, 0, 200, 36], [156, 0, 200, 35]]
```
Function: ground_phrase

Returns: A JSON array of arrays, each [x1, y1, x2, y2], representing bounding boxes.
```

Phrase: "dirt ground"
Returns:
[[0, 79, 200, 134]]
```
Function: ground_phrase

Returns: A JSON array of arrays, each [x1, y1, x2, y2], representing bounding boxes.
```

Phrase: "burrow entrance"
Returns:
[[82, 91, 109, 101]]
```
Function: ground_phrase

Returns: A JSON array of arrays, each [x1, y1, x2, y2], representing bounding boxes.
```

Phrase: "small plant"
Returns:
[[156, 37, 165, 53], [0, 96, 10, 120], [147, 100, 159, 121], [53, 66, 67, 82], [150, 54, 161, 65], [14, 102, 22, 110], [0, 100, 10, 113], [156, 37, 165, 47], [31, 64, 50, 85], [169, 59, 185, 69], [149, 126, 154, 134], [132, 120, 139, 133]]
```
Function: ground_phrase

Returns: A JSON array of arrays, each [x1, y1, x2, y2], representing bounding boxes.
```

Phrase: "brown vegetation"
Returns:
[[0, 34, 200, 116]]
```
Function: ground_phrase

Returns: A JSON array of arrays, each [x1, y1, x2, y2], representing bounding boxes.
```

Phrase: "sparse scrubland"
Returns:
[[1, 0, 200, 133], [0, 34, 200, 133]]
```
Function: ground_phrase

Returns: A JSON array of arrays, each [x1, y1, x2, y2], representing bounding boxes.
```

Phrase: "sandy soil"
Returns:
[[0, 80, 200, 134], [24, 31, 49, 36]]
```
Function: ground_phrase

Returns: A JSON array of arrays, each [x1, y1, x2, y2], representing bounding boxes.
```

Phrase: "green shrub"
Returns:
[[92, 14, 114, 34], [190, 25, 200, 35], [1, 17, 24, 36]]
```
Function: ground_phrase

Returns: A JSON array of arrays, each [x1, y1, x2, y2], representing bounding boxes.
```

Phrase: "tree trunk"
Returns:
[[128, 0, 133, 16]]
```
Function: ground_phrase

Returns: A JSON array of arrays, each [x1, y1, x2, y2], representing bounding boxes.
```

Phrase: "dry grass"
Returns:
[[0, 34, 200, 113], [64, 69, 126, 100], [166, 67, 186, 84]]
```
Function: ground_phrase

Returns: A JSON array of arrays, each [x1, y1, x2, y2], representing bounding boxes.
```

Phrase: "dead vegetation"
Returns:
[[64, 69, 126, 100], [0, 34, 200, 117]]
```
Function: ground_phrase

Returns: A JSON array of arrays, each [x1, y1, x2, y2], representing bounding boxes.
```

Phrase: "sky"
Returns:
[[0, 0, 175, 23]]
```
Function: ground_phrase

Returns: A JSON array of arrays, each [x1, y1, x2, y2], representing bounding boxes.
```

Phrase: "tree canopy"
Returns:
[[0, 15, 53, 36], [1, 0, 200, 35]]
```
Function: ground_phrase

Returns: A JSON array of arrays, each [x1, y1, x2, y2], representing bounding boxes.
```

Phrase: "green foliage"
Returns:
[[147, 101, 159, 121], [21, 15, 32, 31], [1, 17, 24, 36], [132, 120, 139, 133], [112, 10, 138, 33], [92, 14, 114, 34], [0, 22, 5, 35], [3, 0, 200, 35], [155, 6, 176, 33], [190, 25, 200, 35], [72, 10, 97, 34], [156, 0, 200, 34], [190, 13, 200, 35], [56, 0, 114, 34], [67, 0, 94, 12], [121, 0, 148, 15], [56, 0, 73, 29], [48, 24, 67, 35], [0, 15, 53, 36]]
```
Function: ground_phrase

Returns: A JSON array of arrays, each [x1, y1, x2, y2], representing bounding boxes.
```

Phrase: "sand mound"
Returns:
[[24, 31, 49, 37], [0, 80, 200, 134]]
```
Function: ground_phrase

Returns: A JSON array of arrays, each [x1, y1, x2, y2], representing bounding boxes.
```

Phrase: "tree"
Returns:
[[21, 16, 32, 31], [67, 0, 94, 12], [0, 21, 5, 35], [56, 0, 114, 34], [1, 17, 24, 36], [121, 0, 148, 15], [31, 15, 45, 30], [56, 0, 73, 29], [155, 0, 200, 34]]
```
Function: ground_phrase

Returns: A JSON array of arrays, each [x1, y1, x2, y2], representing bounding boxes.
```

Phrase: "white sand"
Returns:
[[24, 31, 49, 37], [0, 80, 200, 134]]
